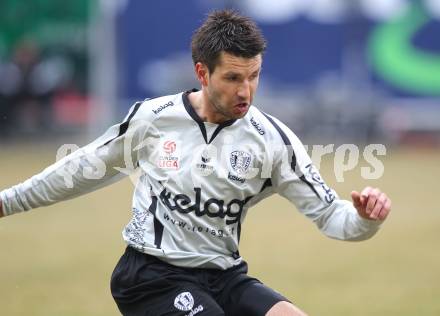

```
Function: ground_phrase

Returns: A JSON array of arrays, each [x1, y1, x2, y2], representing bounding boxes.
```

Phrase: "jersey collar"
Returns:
[[183, 89, 237, 144]]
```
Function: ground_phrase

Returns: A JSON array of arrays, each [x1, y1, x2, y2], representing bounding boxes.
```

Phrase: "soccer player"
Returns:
[[0, 10, 391, 316]]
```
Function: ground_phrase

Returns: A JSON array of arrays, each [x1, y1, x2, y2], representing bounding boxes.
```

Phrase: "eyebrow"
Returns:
[[223, 69, 261, 77]]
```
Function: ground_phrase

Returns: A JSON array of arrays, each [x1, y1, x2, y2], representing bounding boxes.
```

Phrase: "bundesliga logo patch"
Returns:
[[158, 140, 179, 169]]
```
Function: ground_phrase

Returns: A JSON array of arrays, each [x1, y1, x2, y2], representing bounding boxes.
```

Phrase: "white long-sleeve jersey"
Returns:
[[0, 90, 381, 269]]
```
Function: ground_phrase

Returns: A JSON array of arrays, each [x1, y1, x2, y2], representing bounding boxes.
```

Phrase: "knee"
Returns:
[[266, 301, 308, 316]]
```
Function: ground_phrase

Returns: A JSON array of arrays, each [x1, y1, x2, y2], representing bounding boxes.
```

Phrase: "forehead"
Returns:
[[215, 52, 262, 74]]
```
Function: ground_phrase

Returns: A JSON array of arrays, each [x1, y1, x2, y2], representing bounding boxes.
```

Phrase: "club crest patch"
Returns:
[[230, 150, 252, 175], [173, 291, 204, 315], [174, 292, 194, 311]]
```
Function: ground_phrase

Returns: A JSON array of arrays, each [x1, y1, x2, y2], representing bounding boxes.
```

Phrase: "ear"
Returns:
[[194, 62, 209, 87]]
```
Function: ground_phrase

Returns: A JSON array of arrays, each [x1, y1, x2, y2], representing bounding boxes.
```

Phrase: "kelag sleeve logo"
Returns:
[[305, 164, 336, 204]]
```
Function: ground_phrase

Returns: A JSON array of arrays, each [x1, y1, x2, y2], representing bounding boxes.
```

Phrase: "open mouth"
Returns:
[[234, 103, 249, 114]]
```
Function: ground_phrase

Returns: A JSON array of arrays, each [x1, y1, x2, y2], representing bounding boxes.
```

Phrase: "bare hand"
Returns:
[[351, 187, 391, 221]]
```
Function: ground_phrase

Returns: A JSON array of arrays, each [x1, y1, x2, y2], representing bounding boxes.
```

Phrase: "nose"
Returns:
[[237, 80, 251, 101]]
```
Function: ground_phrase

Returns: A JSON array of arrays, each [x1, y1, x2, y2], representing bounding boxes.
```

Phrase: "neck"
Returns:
[[188, 90, 227, 124]]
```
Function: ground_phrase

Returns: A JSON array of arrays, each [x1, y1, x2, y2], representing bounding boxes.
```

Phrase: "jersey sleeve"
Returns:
[[267, 115, 382, 241], [0, 101, 153, 216]]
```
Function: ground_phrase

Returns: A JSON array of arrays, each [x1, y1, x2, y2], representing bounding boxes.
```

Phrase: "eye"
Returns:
[[226, 75, 239, 82], [250, 72, 259, 80]]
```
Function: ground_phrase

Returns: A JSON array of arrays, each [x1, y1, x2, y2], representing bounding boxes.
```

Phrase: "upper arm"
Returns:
[[264, 114, 338, 220]]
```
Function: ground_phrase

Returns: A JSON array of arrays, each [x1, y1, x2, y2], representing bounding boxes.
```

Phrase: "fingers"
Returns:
[[363, 187, 391, 221], [365, 188, 379, 216], [369, 191, 386, 219], [378, 198, 392, 220], [360, 186, 373, 205]]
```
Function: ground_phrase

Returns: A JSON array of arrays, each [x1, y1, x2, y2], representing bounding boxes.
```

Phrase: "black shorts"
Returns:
[[110, 247, 290, 316]]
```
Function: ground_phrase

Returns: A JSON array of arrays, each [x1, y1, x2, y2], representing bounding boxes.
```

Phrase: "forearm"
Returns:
[[0, 102, 148, 217], [0, 147, 126, 216], [313, 199, 382, 241]]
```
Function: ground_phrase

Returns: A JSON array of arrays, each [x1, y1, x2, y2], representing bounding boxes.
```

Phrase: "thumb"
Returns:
[[351, 191, 362, 208]]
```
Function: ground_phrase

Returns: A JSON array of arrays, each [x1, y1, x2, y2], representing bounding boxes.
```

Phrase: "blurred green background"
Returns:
[[1, 145, 439, 315]]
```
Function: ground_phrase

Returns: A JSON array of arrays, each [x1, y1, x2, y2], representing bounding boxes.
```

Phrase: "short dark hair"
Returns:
[[191, 10, 267, 73]]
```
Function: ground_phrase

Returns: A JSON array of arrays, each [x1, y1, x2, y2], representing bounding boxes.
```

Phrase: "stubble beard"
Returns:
[[208, 89, 236, 122]]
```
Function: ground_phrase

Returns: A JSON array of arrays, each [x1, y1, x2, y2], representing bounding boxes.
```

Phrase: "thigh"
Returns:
[[215, 263, 290, 316], [231, 282, 291, 316], [110, 247, 225, 316]]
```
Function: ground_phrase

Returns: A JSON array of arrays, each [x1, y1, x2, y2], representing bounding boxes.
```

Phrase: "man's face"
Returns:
[[202, 52, 262, 122]]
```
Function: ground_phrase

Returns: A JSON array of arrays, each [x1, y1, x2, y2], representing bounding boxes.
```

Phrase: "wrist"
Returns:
[[355, 211, 383, 227]]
